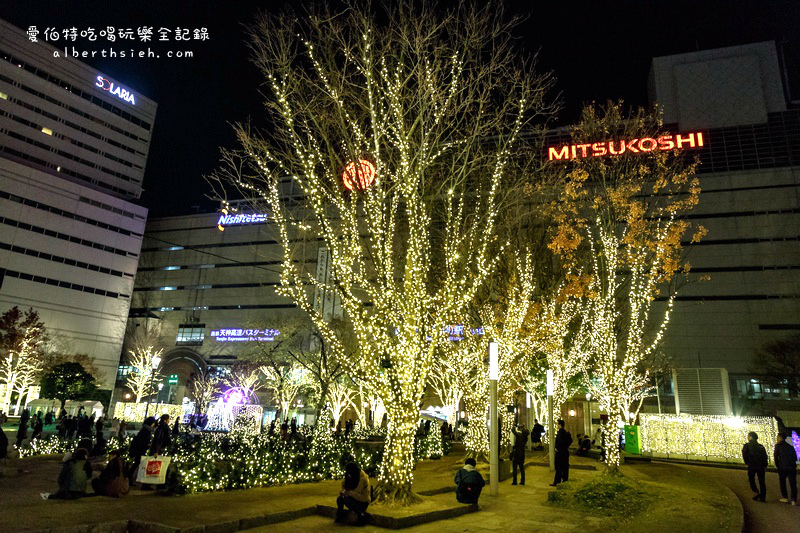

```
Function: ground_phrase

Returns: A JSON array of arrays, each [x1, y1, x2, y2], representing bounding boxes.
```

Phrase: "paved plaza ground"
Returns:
[[1, 425, 749, 533]]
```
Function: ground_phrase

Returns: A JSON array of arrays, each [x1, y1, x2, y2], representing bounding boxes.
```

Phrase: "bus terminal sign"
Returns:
[[548, 131, 704, 161]]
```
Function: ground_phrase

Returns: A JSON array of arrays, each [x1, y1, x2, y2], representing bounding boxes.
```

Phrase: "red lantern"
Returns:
[[342, 159, 376, 191]]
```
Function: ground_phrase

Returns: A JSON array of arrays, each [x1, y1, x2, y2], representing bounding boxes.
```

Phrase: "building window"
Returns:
[[117, 365, 133, 380], [176, 324, 205, 346]]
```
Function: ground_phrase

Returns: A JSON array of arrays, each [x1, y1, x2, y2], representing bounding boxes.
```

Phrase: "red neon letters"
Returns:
[[547, 132, 705, 161]]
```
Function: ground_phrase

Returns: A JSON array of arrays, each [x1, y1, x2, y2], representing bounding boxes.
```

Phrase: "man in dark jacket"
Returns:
[[511, 424, 529, 486], [551, 419, 572, 486], [149, 414, 172, 456], [531, 419, 545, 450], [454, 457, 485, 504], [743, 431, 769, 502], [774, 432, 798, 505]]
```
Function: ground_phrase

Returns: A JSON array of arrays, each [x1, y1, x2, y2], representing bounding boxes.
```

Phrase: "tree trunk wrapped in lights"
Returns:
[[125, 347, 163, 403], [211, 2, 553, 504], [0, 307, 47, 414], [547, 103, 706, 471]]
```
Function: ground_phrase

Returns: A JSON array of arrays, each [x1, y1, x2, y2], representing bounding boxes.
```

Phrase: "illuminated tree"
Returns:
[[261, 360, 309, 420], [326, 376, 358, 426], [188, 369, 220, 414], [0, 307, 47, 414], [547, 104, 706, 470], [226, 359, 264, 397], [210, 2, 553, 503], [427, 360, 461, 425], [125, 346, 163, 403]]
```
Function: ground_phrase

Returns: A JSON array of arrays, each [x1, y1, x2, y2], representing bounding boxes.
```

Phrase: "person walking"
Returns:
[[511, 423, 529, 486], [743, 431, 768, 502], [551, 419, 572, 486], [774, 432, 798, 505]]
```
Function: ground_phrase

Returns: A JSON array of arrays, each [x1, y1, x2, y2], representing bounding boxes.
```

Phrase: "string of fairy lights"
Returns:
[[234, 18, 532, 500], [18, 417, 450, 494]]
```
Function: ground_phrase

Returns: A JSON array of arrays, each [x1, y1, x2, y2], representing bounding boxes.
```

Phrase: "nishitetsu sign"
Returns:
[[547, 131, 705, 161]]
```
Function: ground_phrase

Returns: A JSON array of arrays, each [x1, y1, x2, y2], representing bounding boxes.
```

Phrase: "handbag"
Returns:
[[106, 473, 130, 497], [136, 455, 171, 484]]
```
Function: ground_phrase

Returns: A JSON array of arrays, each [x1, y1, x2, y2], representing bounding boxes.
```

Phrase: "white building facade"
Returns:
[[0, 19, 157, 390]]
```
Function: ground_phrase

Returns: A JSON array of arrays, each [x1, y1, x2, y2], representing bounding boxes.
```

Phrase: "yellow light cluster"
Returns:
[[114, 401, 184, 424], [640, 413, 779, 464]]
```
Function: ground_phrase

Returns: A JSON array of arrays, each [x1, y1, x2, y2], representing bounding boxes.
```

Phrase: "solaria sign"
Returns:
[[94, 76, 136, 105], [548, 131, 705, 161], [217, 208, 268, 231]]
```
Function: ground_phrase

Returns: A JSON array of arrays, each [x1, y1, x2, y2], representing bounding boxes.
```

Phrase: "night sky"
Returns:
[[1, 1, 798, 217]]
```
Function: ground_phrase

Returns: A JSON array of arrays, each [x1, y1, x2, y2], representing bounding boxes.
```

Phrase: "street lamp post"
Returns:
[[546, 369, 555, 472], [143, 355, 162, 419], [488, 341, 499, 496]]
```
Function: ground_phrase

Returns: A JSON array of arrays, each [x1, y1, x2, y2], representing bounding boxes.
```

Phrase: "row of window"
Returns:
[[0, 215, 138, 258], [2, 89, 144, 169], [0, 144, 133, 198], [0, 50, 152, 132], [0, 241, 134, 278], [0, 72, 145, 157], [130, 303, 296, 313], [0, 190, 143, 238], [2, 268, 129, 299], [141, 238, 281, 253], [79, 196, 144, 221], [134, 281, 278, 292], [2, 116, 141, 185], [681, 235, 800, 246], [138, 260, 285, 272]]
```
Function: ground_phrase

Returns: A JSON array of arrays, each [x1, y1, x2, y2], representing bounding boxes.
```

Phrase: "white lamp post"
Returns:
[[143, 355, 162, 419], [488, 340, 499, 496], [546, 368, 555, 472]]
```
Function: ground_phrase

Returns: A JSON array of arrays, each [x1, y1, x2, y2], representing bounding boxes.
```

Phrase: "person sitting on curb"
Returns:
[[336, 462, 371, 525], [455, 457, 485, 504], [92, 449, 130, 498], [42, 448, 92, 500]]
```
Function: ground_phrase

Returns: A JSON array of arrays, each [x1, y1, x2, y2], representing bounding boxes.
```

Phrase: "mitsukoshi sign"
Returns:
[[547, 131, 705, 161]]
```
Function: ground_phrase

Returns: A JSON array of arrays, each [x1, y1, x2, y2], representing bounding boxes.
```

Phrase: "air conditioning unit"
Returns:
[[673, 368, 733, 416]]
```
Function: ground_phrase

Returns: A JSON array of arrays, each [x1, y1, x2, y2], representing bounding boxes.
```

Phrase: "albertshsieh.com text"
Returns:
[[57, 46, 194, 59]]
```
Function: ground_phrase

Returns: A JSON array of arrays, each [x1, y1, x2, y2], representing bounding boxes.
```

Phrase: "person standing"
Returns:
[[511, 424, 529, 486], [774, 432, 798, 505], [742, 431, 768, 502], [149, 414, 172, 456], [128, 417, 155, 482], [531, 419, 545, 451], [15, 417, 28, 448], [551, 419, 572, 486], [31, 413, 44, 440]]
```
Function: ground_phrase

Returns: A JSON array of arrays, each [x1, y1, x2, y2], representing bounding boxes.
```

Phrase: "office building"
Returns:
[[0, 19, 157, 390]]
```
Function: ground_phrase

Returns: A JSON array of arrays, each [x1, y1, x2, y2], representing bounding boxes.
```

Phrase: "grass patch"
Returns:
[[548, 472, 652, 516]]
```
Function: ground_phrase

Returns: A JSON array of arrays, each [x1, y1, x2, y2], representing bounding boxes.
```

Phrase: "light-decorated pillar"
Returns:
[[547, 369, 555, 472], [489, 341, 499, 496]]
